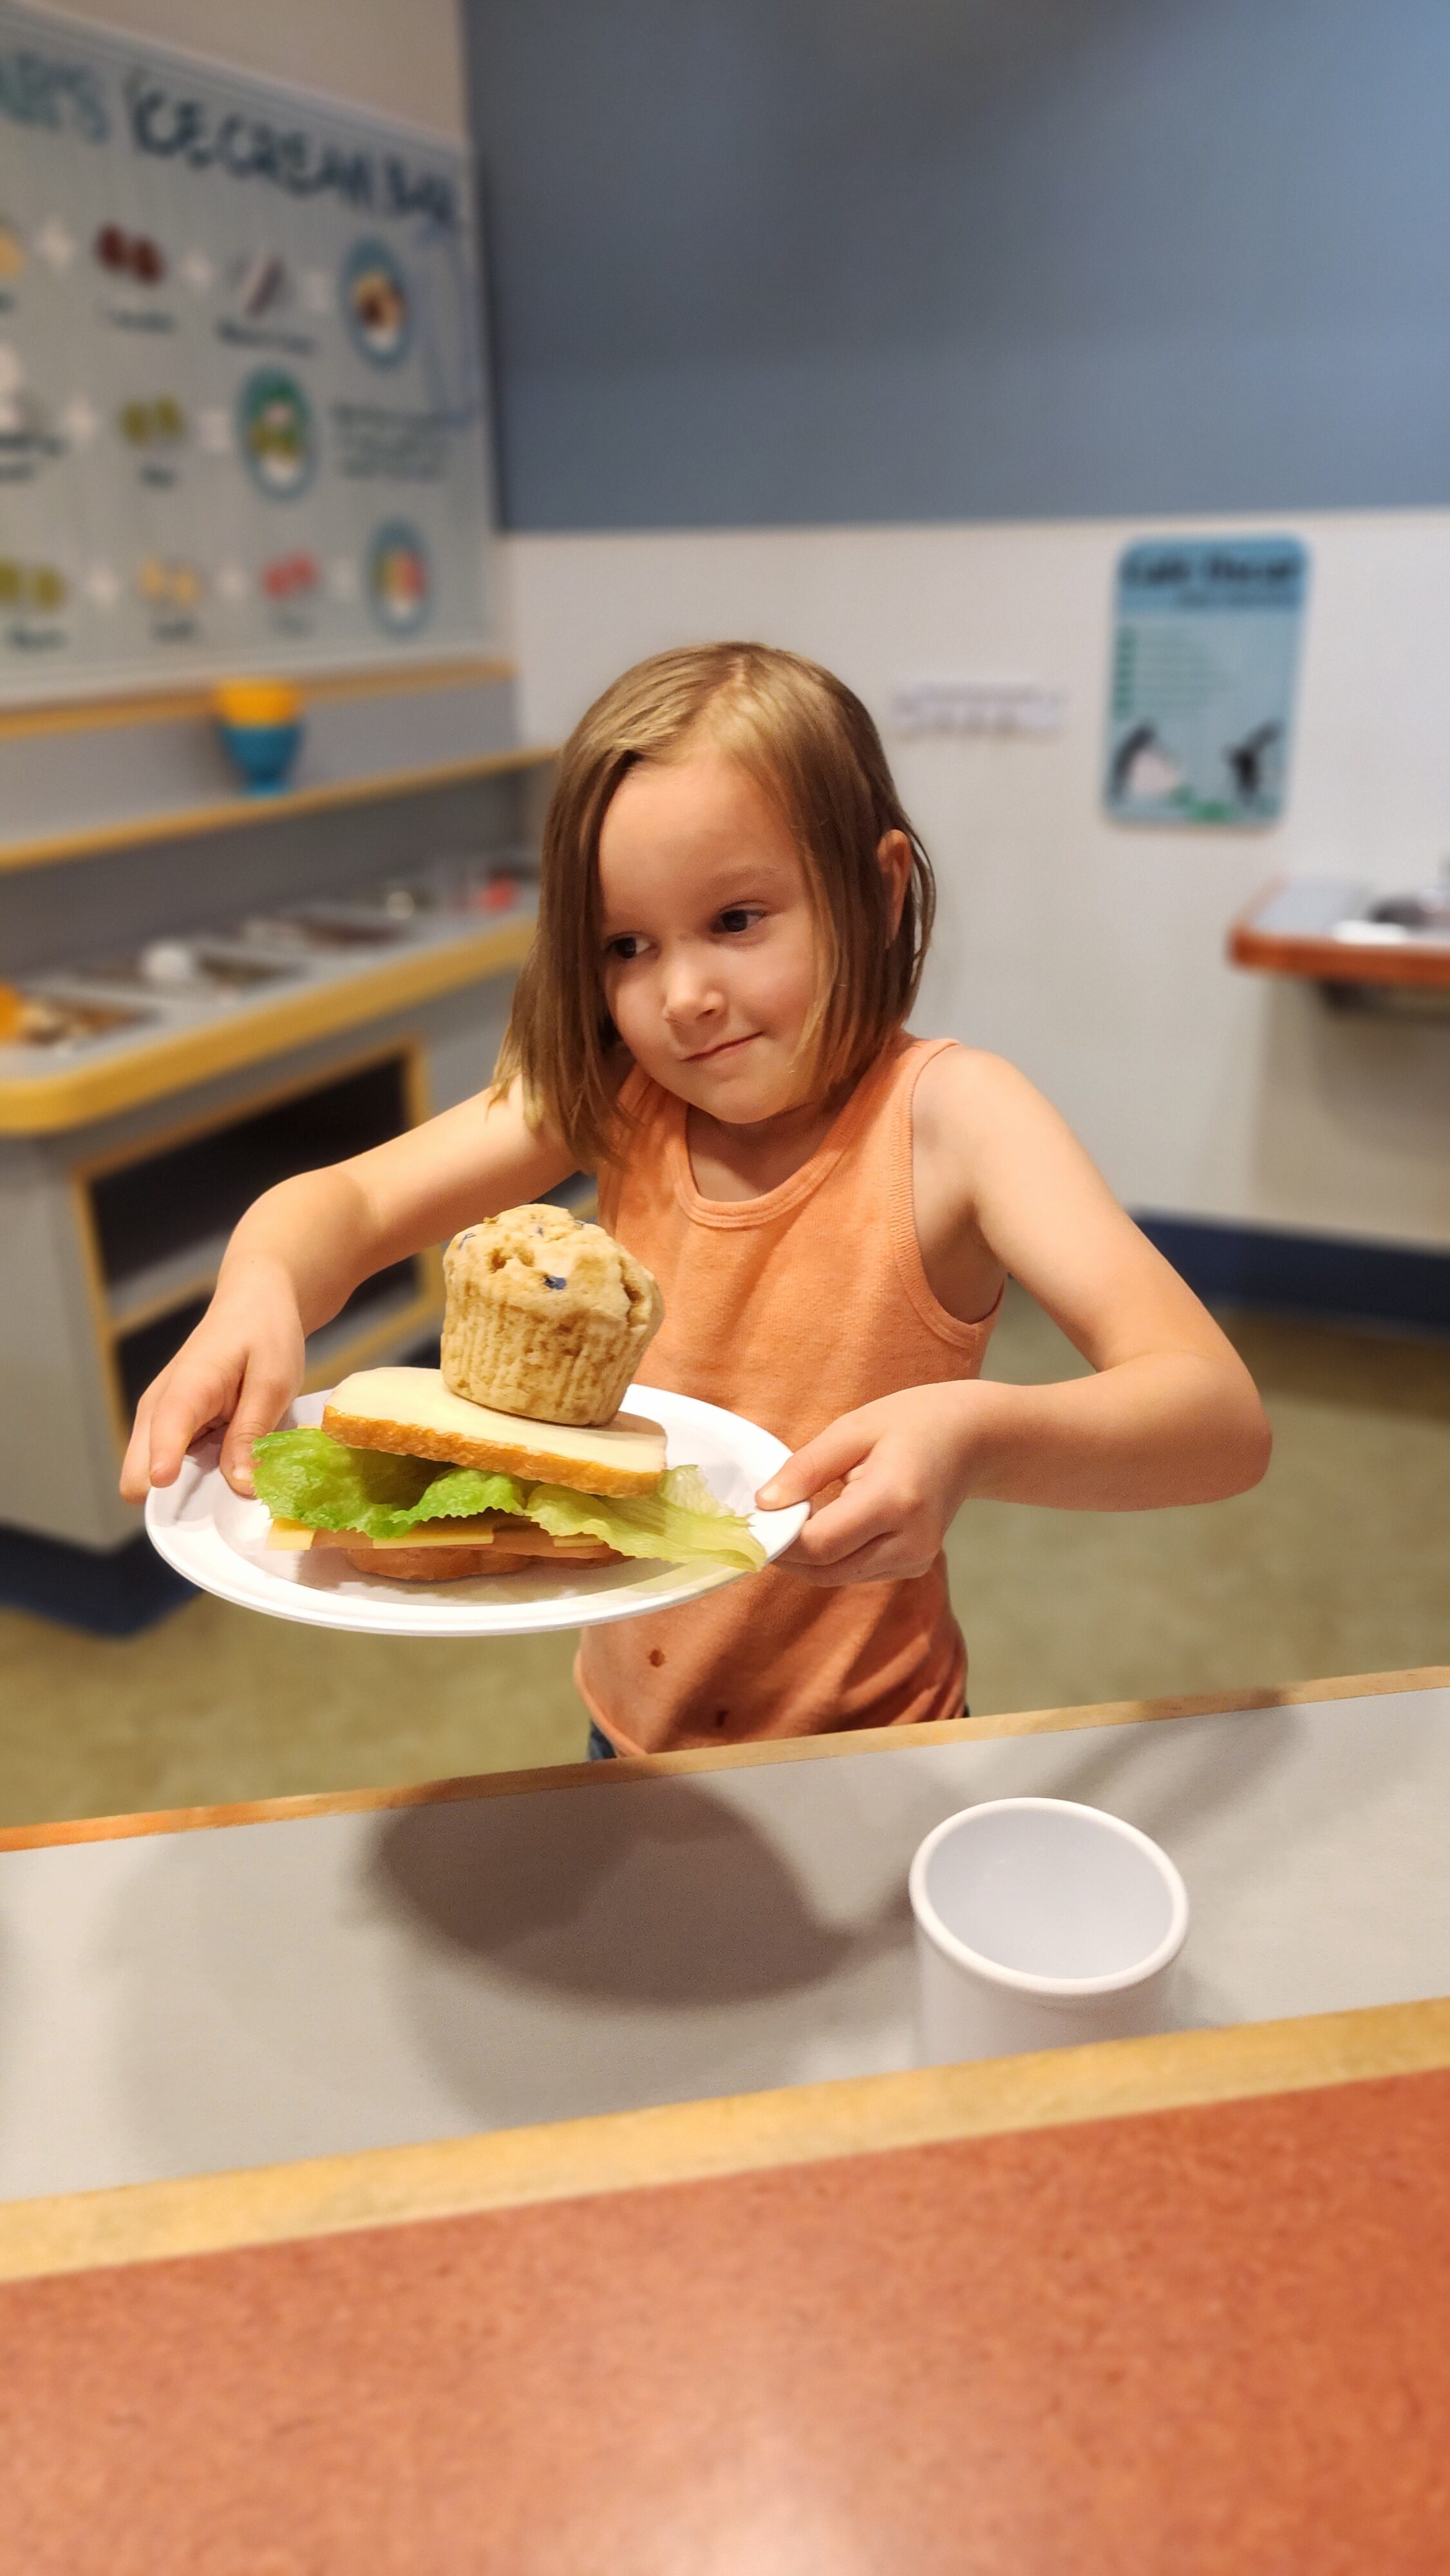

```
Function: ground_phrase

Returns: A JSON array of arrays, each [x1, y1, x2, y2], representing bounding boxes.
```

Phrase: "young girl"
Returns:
[[123, 643, 1270, 1755]]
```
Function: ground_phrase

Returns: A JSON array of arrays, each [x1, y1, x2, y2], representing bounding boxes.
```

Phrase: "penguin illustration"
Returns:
[[1225, 722, 1282, 806], [1111, 723, 1185, 804]]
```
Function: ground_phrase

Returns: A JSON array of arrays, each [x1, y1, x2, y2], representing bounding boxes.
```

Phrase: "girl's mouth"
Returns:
[[687, 1033, 758, 1063]]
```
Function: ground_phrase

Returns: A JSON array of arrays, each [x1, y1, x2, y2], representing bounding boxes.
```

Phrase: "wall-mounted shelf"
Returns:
[[0, 745, 556, 876], [1230, 879, 1450, 996], [0, 658, 554, 875], [0, 658, 515, 741], [0, 913, 534, 1136]]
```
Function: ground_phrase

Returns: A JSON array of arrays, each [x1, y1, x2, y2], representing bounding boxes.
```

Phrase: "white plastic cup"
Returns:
[[909, 1797, 1189, 2064]]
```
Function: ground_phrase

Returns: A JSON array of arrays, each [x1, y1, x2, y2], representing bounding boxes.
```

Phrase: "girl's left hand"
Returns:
[[756, 1385, 981, 1586]]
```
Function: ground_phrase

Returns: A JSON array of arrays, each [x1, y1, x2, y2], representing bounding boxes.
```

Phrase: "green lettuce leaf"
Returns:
[[250, 1427, 523, 1540], [526, 1464, 766, 1572], [250, 1433, 766, 1571]]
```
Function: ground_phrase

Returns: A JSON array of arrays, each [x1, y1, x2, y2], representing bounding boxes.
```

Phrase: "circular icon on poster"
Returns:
[[238, 368, 315, 498], [343, 239, 411, 367], [368, 521, 431, 634]]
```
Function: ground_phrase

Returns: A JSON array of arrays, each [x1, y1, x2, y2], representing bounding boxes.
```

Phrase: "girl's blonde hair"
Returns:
[[494, 641, 936, 1170]]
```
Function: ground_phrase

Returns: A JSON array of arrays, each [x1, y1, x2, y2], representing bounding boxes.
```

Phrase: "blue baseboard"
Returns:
[[1137, 1214, 1450, 1336], [0, 1522, 194, 1638]]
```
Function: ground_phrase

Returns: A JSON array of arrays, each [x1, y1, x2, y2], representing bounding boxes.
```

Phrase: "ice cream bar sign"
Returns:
[[0, 0, 492, 695], [1105, 538, 1308, 826]]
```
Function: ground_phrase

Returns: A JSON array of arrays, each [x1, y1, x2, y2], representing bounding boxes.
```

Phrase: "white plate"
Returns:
[[144, 1383, 807, 1638]]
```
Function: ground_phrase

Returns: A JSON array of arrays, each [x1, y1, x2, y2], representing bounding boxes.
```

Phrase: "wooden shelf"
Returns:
[[0, 916, 534, 1137], [0, 743, 556, 876]]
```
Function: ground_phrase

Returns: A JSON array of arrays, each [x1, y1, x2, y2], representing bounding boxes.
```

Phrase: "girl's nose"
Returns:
[[661, 949, 722, 1025]]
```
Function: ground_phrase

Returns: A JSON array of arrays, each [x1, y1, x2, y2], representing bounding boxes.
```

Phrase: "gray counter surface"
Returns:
[[1, 1684, 1447, 2201]]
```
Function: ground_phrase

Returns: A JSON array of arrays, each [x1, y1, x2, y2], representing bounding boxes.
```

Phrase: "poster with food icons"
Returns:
[[0, 0, 494, 694]]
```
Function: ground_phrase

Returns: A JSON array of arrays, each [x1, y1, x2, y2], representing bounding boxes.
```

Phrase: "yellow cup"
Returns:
[[212, 677, 301, 728]]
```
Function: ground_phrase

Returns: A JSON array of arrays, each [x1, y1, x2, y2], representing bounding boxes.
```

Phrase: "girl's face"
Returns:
[[597, 748, 825, 1126]]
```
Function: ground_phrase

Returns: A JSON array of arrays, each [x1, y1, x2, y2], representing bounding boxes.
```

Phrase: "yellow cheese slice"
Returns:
[[265, 1514, 509, 1553], [264, 1515, 610, 1558]]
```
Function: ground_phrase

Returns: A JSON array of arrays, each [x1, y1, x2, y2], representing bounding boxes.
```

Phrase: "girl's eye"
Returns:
[[717, 906, 762, 935], [605, 934, 642, 961]]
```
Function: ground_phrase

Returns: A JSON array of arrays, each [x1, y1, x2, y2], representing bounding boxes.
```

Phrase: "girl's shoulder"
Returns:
[[910, 1039, 1117, 1269], [909, 1041, 1082, 1227], [909, 1038, 1040, 1146]]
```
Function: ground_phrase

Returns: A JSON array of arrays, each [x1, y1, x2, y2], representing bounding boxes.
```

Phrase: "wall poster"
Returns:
[[0, 1, 493, 696], [1105, 536, 1308, 826]]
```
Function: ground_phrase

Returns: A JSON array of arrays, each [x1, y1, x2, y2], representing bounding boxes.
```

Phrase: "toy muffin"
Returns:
[[441, 1204, 664, 1427]]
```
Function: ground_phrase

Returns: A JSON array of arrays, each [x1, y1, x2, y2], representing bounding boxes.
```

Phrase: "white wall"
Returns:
[[29, 0, 468, 137], [505, 514, 1450, 1252]]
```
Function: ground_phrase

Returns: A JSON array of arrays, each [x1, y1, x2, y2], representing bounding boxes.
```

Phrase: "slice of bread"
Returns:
[[321, 1365, 666, 1498]]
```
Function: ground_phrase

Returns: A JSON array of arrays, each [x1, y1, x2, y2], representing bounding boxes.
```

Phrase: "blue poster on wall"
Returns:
[[1105, 537, 1308, 825], [0, 0, 493, 696]]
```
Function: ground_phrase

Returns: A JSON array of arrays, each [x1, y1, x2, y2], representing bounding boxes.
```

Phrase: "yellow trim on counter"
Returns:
[[1, 1996, 1445, 2284], [0, 657, 515, 741], [0, 744, 557, 875], [68, 1036, 424, 1188], [0, 917, 534, 1135]]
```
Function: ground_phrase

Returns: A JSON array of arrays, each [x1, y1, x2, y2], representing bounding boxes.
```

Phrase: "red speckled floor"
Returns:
[[3, 2068, 1449, 2575]]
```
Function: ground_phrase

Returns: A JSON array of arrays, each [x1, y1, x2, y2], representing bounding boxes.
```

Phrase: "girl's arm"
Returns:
[[760, 1050, 1272, 1584], [120, 1079, 573, 1502]]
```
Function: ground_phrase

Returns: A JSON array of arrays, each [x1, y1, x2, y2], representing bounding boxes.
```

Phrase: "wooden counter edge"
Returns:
[[1228, 906, 1450, 990], [2, 1665, 1444, 1853], [2, 1995, 1447, 2286]]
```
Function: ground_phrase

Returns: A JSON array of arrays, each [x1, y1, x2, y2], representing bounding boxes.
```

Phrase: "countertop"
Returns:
[[2, 1669, 1448, 2206], [2, 1668, 1447, 2572]]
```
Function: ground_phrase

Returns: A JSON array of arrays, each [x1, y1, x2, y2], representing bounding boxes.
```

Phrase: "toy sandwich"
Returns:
[[250, 1205, 764, 1582]]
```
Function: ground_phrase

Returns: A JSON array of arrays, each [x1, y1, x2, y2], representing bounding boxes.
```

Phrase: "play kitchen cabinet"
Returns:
[[0, 661, 553, 1557]]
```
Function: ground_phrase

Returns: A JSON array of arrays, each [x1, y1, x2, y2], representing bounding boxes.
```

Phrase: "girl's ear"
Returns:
[[876, 829, 912, 936]]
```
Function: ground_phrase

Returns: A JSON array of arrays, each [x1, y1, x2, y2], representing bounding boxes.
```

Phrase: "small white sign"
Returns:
[[893, 678, 1067, 739]]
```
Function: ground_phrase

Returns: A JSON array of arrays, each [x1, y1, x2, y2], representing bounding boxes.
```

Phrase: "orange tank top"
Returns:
[[578, 1034, 1000, 1754]]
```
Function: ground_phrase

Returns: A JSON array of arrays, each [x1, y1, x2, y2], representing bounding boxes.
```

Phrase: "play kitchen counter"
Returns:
[[0, 866, 536, 1138], [1, 1668, 1447, 2568], [0, 661, 554, 1558]]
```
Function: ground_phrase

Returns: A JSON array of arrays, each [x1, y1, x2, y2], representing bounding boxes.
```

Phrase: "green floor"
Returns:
[[2, 1293, 1447, 1828]]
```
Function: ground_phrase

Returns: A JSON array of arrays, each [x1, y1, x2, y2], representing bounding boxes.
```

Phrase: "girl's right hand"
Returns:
[[118, 1075, 575, 1509], [119, 1262, 306, 1503]]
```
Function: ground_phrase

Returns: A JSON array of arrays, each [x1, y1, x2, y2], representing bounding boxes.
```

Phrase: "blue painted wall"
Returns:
[[464, 0, 1450, 531]]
